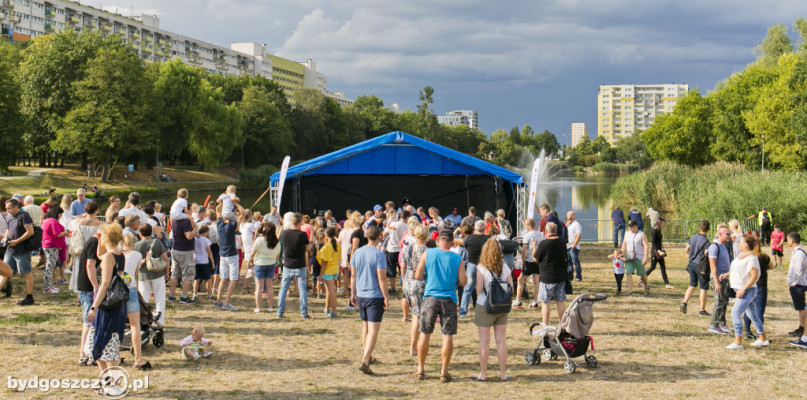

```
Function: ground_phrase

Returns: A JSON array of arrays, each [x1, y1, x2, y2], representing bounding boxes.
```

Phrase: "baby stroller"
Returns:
[[121, 293, 165, 352], [525, 293, 607, 374]]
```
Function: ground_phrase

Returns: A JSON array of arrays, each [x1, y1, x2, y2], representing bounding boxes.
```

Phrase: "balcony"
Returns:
[[45, 9, 55, 17], [142, 46, 152, 53], [44, 23, 55, 31], [1, 0, 12, 9], [102, 24, 111, 32], [155, 50, 164, 56], [132, 32, 140, 38], [145, 36, 153, 42], [158, 39, 167, 46], [129, 42, 139, 50], [69, 16, 80, 24]]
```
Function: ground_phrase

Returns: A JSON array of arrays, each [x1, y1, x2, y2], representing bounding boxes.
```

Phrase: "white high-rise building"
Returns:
[[597, 83, 688, 145], [571, 123, 587, 148], [437, 110, 478, 129]]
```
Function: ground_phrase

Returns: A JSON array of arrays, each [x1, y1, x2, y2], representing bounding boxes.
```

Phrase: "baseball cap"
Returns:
[[438, 229, 454, 239], [373, 205, 382, 211], [628, 220, 638, 227]]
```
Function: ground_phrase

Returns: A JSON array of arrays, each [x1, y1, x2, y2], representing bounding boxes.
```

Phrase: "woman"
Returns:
[[41, 206, 69, 294], [239, 210, 256, 287], [722, 235, 768, 349], [337, 215, 356, 299], [496, 209, 513, 239], [473, 238, 513, 382], [316, 227, 341, 317], [248, 222, 281, 313], [136, 224, 169, 328], [70, 202, 103, 291], [401, 224, 429, 356], [729, 219, 742, 260], [646, 218, 673, 289], [84, 223, 127, 396], [744, 239, 774, 340], [58, 194, 73, 285], [323, 210, 337, 228], [121, 233, 150, 370], [104, 196, 121, 222]]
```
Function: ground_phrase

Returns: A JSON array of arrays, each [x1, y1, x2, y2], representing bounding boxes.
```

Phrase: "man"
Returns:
[[707, 224, 732, 335], [414, 229, 466, 382], [39, 195, 58, 214], [535, 223, 568, 326], [350, 226, 389, 375], [628, 207, 644, 232], [118, 192, 148, 224], [22, 196, 44, 268], [70, 189, 92, 218], [786, 233, 807, 347], [134, 224, 169, 327], [646, 207, 660, 229], [621, 220, 649, 295], [514, 218, 545, 309], [447, 208, 462, 227], [262, 206, 281, 226], [123, 215, 141, 241], [76, 225, 101, 362], [3, 199, 35, 306], [169, 203, 198, 305], [459, 220, 488, 318], [215, 203, 241, 311], [566, 211, 583, 282], [747, 208, 773, 247], [681, 220, 711, 316], [277, 213, 311, 319], [384, 201, 397, 221], [363, 205, 384, 230], [384, 212, 407, 294], [460, 206, 481, 227], [537, 204, 563, 238]]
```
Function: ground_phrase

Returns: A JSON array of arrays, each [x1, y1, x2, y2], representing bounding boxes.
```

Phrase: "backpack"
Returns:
[[14, 211, 41, 252], [697, 241, 718, 281], [498, 239, 519, 256], [484, 270, 512, 314]]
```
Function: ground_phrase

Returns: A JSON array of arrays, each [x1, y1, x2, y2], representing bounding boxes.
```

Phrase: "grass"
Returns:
[[1, 245, 806, 399]]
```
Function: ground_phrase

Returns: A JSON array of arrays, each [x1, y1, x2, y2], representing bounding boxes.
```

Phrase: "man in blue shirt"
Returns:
[[414, 230, 466, 382], [708, 224, 732, 335], [215, 202, 242, 311], [350, 226, 388, 375], [70, 188, 92, 218], [611, 206, 626, 248], [628, 207, 644, 232]]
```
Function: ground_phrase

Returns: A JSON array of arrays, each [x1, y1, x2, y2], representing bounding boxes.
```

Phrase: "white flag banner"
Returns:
[[526, 157, 541, 220], [276, 156, 291, 213]]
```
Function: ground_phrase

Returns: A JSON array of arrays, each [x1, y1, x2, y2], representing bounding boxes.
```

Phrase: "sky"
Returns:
[[80, 0, 805, 145]]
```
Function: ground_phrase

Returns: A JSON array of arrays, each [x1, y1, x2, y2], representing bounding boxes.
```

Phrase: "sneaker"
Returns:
[[358, 362, 374, 375], [17, 297, 34, 306], [511, 301, 522, 309], [708, 327, 728, 335], [44, 287, 59, 294], [719, 325, 730, 332], [266, 307, 274, 312], [574, 278, 582, 282], [214, 301, 222, 308], [680, 303, 687, 314], [207, 295, 214, 300], [168, 295, 176, 302], [277, 314, 284, 318], [301, 314, 310, 319], [342, 305, 356, 311], [788, 327, 804, 337], [58, 279, 67, 285], [337, 287, 344, 294], [201, 350, 213, 358], [698, 310, 710, 317], [222, 303, 238, 311], [750, 339, 770, 347], [726, 342, 743, 350], [745, 332, 758, 340], [254, 308, 261, 313], [179, 296, 195, 304], [788, 339, 807, 349], [529, 301, 538, 310], [191, 294, 198, 302]]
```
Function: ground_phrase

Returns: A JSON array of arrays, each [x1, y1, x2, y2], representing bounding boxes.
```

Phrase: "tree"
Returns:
[[614, 133, 652, 167], [795, 17, 807, 54], [350, 95, 396, 138], [153, 59, 206, 162], [533, 130, 561, 157], [488, 129, 516, 165], [755, 24, 793, 65], [591, 135, 610, 154], [238, 85, 294, 168], [415, 86, 440, 141], [54, 37, 156, 182], [188, 83, 244, 170], [642, 90, 714, 166], [0, 42, 23, 171]]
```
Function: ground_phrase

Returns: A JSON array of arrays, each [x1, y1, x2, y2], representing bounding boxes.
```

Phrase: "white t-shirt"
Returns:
[[624, 230, 646, 261], [522, 229, 545, 262], [240, 222, 257, 250], [252, 236, 281, 266], [612, 258, 625, 274], [118, 207, 148, 226], [218, 193, 235, 213], [476, 263, 512, 307], [567, 220, 582, 249], [385, 220, 407, 253], [170, 198, 189, 220], [194, 236, 212, 264], [730, 254, 760, 290], [123, 251, 143, 289]]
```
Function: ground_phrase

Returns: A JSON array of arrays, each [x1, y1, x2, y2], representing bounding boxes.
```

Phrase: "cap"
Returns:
[[401, 197, 410, 205], [628, 220, 638, 227], [762, 207, 767, 211], [438, 229, 454, 239], [373, 205, 382, 211], [452, 208, 458, 212]]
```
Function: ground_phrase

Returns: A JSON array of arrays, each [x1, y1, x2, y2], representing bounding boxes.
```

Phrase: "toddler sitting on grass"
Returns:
[[180, 326, 213, 361]]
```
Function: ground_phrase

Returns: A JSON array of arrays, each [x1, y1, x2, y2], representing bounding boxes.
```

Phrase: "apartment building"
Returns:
[[571, 122, 587, 148], [597, 84, 688, 144], [437, 109, 478, 129]]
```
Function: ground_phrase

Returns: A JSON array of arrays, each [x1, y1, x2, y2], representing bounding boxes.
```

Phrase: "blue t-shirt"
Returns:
[[70, 198, 92, 217], [708, 241, 731, 275], [217, 218, 238, 257], [351, 246, 387, 299], [611, 209, 625, 225], [423, 248, 462, 302], [628, 210, 644, 231]]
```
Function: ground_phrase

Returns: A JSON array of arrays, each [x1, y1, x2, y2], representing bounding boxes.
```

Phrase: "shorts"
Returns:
[[522, 261, 539, 276], [385, 252, 399, 278], [171, 250, 196, 282], [474, 304, 509, 327], [4, 252, 32, 275], [538, 282, 566, 303], [195, 263, 211, 280], [219, 255, 239, 281], [772, 249, 784, 257], [323, 273, 338, 281], [222, 209, 237, 222], [419, 296, 458, 335], [625, 259, 645, 276], [254, 264, 275, 280], [312, 262, 321, 278], [126, 287, 140, 314], [79, 290, 94, 326], [358, 297, 385, 322], [687, 261, 710, 290], [790, 285, 807, 311]]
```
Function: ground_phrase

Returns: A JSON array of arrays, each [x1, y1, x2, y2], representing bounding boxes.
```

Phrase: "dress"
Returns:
[[83, 253, 127, 363], [401, 243, 427, 316]]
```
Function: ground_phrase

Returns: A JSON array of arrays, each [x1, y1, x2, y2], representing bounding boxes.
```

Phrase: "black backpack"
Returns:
[[14, 211, 41, 252], [498, 239, 519, 256], [484, 270, 512, 314], [696, 241, 718, 281], [761, 213, 771, 227]]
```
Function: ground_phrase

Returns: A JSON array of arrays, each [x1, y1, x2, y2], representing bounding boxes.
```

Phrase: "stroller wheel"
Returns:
[[525, 351, 540, 366], [564, 361, 576, 374], [542, 349, 554, 361], [152, 334, 164, 348], [585, 356, 597, 368]]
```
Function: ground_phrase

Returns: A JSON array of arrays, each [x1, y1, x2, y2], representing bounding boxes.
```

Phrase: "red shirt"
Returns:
[[771, 230, 785, 251], [40, 202, 50, 213]]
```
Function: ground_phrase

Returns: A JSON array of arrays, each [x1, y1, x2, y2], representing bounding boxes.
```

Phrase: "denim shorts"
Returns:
[[687, 261, 709, 290], [126, 286, 140, 314], [538, 282, 566, 303], [322, 273, 338, 281], [79, 290, 93, 326], [254, 264, 275, 280], [4, 252, 32, 275]]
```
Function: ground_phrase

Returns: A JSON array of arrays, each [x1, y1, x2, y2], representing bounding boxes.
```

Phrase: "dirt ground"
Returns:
[[0, 244, 804, 399]]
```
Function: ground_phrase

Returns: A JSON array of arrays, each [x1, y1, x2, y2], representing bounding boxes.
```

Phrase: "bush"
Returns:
[[239, 164, 279, 190], [590, 163, 640, 175], [572, 165, 584, 173]]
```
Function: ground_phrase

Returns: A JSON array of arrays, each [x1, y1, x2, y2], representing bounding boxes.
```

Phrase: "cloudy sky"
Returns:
[[83, 0, 804, 144]]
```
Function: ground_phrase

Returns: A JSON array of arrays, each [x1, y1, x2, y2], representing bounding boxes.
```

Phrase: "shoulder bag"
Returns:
[[145, 239, 167, 273], [99, 257, 130, 310]]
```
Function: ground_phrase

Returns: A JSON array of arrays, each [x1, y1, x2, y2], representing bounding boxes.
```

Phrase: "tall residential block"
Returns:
[[597, 84, 688, 144], [437, 110, 478, 129], [571, 123, 587, 148]]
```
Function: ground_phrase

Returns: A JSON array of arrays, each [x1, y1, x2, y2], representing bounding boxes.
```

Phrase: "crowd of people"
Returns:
[[1, 187, 805, 393]]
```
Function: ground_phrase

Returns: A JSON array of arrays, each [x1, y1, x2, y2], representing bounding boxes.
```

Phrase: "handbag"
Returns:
[[720, 276, 736, 298], [145, 239, 167, 273], [100, 272, 130, 310], [655, 249, 667, 259]]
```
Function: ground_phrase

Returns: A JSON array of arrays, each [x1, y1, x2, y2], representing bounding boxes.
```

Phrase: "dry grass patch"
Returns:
[[1, 245, 805, 399]]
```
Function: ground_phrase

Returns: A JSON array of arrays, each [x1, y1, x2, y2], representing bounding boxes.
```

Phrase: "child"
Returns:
[[217, 185, 240, 221], [316, 227, 341, 317], [608, 249, 626, 295], [770, 224, 785, 268], [193, 226, 215, 301], [310, 229, 325, 300], [180, 326, 213, 360], [170, 188, 190, 221]]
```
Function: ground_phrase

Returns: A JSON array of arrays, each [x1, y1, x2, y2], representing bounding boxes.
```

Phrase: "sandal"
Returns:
[[501, 375, 512, 382], [415, 371, 425, 381], [79, 358, 89, 366], [134, 361, 152, 371], [470, 374, 486, 382], [440, 373, 452, 383], [368, 356, 377, 365]]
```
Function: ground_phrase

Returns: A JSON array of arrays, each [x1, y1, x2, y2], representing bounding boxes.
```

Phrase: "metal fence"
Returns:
[[576, 218, 762, 244]]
